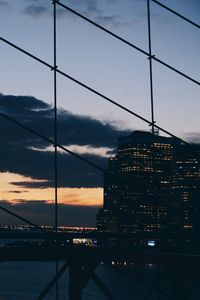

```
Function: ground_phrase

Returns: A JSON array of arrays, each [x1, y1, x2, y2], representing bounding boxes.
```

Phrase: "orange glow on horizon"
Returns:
[[0, 172, 103, 206]]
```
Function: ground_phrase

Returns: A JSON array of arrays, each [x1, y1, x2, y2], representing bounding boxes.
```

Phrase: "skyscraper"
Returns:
[[97, 131, 200, 249]]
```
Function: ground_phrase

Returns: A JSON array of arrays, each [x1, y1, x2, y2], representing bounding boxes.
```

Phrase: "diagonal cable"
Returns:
[[57, 1, 147, 56], [106, 263, 169, 298], [142, 267, 168, 300], [0, 111, 105, 172], [56, 1, 200, 86], [37, 261, 69, 300], [91, 272, 117, 300], [151, 0, 200, 29], [0, 37, 189, 144], [0, 205, 45, 231]]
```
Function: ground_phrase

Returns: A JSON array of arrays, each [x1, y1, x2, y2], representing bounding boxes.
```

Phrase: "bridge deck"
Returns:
[[0, 246, 200, 267]]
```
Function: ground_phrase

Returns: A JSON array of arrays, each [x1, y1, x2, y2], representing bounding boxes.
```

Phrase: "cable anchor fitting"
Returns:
[[51, 66, 58, 71], [148, 121, 156, 126], [148, 54, 155, 60]]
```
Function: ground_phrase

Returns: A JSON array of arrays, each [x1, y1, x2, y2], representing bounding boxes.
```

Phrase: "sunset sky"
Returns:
[[0, 0, 199, 226]]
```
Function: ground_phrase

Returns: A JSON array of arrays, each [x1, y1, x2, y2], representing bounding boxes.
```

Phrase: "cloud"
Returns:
[[11, 181, 53, 189], [0, 1, 9, 8], [0, 1, 12, 14], [9, 190, 28, 194], [21, 0, 127, 27], [95, 15, 123, 28], [0, 199, 99, 226], [183, 132, 200, 143], [70, 0, 128, 27], [0, 93, 130, 188], [23, 5, 47, 17], [66, 0, 102, 16]]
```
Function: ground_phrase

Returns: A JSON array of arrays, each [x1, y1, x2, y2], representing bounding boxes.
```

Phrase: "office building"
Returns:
[[97, 131, 200, 249]]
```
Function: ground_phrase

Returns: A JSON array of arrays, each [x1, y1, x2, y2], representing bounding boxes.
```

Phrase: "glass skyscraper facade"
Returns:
[[97, 131, 200, 249]]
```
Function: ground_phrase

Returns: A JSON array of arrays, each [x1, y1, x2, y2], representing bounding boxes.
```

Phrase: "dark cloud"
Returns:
[[0, 93, 130, 188], [9, 150, 106, 188], [22, 3, 68, 19], [106, 148, 117, 156], [11, 181, 54, 189], [0, 200, 99, 226], [9, 190, 28, 194], [95, 15, 123, 28], [72, 1, 126, 27], [84, 0, 102, 15], [0, 1, 12, 16], [23, 5, 47, 17], [0, 1, 10, 8], [13, 199, 49, 205], [22, 0, 125, 27], [184, 133, 200, 144]]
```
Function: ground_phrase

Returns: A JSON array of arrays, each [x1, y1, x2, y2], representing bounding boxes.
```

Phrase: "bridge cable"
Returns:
[[147, 0, 155, 135], [0, 111, 105, 173], [53, 0, 58, 239], [52, 1, 59, 299], [91, 272, 117, 300], [37, 261, 69, 300], [0, 205, 45, 232], [151, 0, 200, 29], [56, 1, 200, 86], [0, 37, 189, 144]]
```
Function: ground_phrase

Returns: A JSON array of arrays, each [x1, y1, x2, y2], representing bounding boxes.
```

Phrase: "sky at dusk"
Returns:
[[0, 0, 199, 226]]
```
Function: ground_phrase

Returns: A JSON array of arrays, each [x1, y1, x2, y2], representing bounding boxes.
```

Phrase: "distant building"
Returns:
[[97, 131, 200, 249]]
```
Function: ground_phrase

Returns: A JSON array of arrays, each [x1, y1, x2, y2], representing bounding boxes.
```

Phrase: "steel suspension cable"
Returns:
[[147, 0, 159, 232], [0, 36, 189, 144], [0, 205, 45, 231], [37, 261, 69, 300], [0, 103, 103, 231], [56, 1, 200, 86], [53, 1, 59, 300], [53, 0, 58, 237], [0, 111, 105, 172], [147, 0, 155, 135], [57, 1, 147, 56], [151, 0, 200, 29]]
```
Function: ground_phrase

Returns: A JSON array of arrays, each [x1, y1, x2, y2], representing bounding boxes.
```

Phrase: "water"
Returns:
[[0, 261, 199, 299]]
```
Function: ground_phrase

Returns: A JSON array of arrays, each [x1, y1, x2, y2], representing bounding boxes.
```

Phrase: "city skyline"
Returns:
[[97, 130, 200, 249], [0, 0, 199, 226]]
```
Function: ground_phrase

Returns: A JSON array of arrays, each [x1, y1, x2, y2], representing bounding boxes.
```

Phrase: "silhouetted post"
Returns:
[[68, 255, 97, 300], [68, 262, 83, 300]]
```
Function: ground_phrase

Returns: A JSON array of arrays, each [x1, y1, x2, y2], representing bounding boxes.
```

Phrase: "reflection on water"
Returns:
[[0, 262, 200, 299]]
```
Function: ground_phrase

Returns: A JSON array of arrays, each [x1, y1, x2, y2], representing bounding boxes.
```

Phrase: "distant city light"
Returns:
[[148, 240, 155, 247], [73, 238, 97, 247]]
